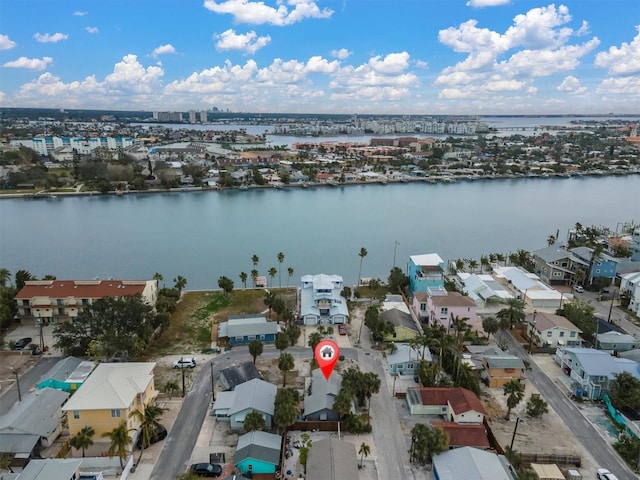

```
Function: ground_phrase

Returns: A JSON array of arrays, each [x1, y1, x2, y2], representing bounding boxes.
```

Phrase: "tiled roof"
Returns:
[[16, 279, 148, 299], [416, 387, 485, 415], [432, 422, 490, 448]]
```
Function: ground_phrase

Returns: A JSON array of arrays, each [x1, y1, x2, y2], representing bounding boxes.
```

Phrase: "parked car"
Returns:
[[173, 357, 196, 369], [574, 285, 584, 293], [14, 337, 32, 350], [338, 324, 347, 335], [597, 468, 619, 480], [135, 424, 167, 449], [189, 463, 222, 477]]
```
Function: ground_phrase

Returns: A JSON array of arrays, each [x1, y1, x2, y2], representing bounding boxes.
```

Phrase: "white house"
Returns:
[[621, 271, 640, 317], [527, 311, 582, 348], [300, 274, 349, 325]]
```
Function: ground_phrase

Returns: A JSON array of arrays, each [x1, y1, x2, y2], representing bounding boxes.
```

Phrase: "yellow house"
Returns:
[[381, 307, 419, 343], [482, 355, 525, 388], [62, 362, 157, 454]]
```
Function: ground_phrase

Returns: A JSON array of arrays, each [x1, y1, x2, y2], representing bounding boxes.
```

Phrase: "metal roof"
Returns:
[[433, 446, 513, 480], [228, 379, 277, 416], [235, 431, 282, 466], [306, 438, 359, 480]]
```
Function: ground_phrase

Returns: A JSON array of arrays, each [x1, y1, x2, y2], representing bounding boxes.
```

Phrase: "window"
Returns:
[[22, 299, 29, 306], [570, 331, 576, 337], [440, 307, 448, 315], [24, 308, 31, 316], [110, 409, 121, 418], [559, 331, 565, 337], [73, 410, 80, 419], [408, 363, 414, 369], [235, 336, 243, 342], [561, 262, 568, 267], [58, 308, 64, 315], [82, 299, 89, 306], [547, 331, 552, 337], [57, 299, 64, 306], [247, 335, 256, 341], [260, 335, 265, 340], [420, 303, 426, 311]]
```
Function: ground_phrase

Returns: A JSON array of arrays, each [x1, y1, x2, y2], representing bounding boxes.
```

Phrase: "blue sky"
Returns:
[[1, 0, 639, 114]]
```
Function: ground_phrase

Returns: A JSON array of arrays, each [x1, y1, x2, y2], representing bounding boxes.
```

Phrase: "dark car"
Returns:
[[135, 424, 167, 449], [190, 463, 222, 477], [14, 337, 32, 350]]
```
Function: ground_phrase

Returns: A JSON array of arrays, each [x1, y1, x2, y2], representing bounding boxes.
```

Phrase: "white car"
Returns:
[[172, 357, 196, 369], [597, 468, 618, 480], [575, 285, 584, 293]]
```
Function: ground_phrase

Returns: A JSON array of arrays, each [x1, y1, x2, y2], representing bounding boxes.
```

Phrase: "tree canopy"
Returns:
[[609, 372, 640, 413]]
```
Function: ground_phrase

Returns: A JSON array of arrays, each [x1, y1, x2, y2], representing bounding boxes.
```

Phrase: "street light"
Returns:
[[393, 240, 399, 270], [528, 310, 537, 353], [594, 317, 600, 350]]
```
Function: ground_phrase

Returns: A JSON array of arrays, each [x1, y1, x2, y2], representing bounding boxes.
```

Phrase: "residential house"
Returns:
[[431, 422, 490, 449], [555, 347, 640, 399], [15, 279, 158, 325], [405, 387, 485, 423], [571, 246, 618, 284], [409, 254, 446, 295], [0, 388, 69, 465], [62, 362, 157, 455], [419, 289, 479, 331], [234, 431, 282, 476], [17, 459, 83, 480], [432, 446, 516, 480], [482, 356, 525, 388], [37, 357, 95, 393], [381, 308, 419, 342], [456, 273, 514, 308], [621, 271, 640, 317], [218, 362, 262, 391], [217, 314, 279, 347], [211, 379, 277, 430], [300, 274, 349, 325], [306, 437, 359, 480], [493, 266, 571, 308], [387, 343, 430, 377], [532, 245, 587, 286], [526, 311, 582, 348], [303, 370, 343, 421], [596, 331, 640, 353]]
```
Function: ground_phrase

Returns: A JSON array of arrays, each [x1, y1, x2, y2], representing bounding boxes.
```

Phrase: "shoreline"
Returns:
[[0, 169, 638, 200]]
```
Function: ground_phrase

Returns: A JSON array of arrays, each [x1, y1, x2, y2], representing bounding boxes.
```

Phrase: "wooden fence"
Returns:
[[520, 453, 581, 467]]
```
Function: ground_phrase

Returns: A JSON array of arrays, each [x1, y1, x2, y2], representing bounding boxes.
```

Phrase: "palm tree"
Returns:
[[173, 275, 187, 295], [152, 272, 163, 288], [251, 254, 259, 270], [468, 259, 479, 273], [358, 442, 370, 468], [357, 247, 368, 287], [547, 234, 556, 246], [503, 379, 525, 420], [102, 420, 132, 469], [587, 243, 605, 285], [239, 271, 248, 289], [496, 298, 525, 329], [287, 266, 294, 286], [70, 425, 95, 457], [250, 269, 259, 288], [0, 268, 11, 288], [268, 267, 277, 287], [480, 255, 490, 273], [455, 258, 465, 272], [278, 352, 295, 387], [450, 315, 470, 348], [277, 252, 285, 287], [243, 410, 266, 432], [129, 403, 166, 464], [248, 339, 263, 364]]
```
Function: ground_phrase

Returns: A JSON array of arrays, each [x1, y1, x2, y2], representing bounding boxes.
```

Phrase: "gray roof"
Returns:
[[38, 356, 83, 383], [219, 362, 261, 390], [0, 433, 40, 455], [306, 438, 359, 480], [17, 459, 82, 480], [219, 315, 279, 338], [0, 387, 69, 438], [597, 331, 637, 344], [235, 431, 282, 466], [533, 245, 578, 263], [381, 308, 417, 331], [483, 355, 525, 369], [433, 446, 514, 480], [304, 370, 342, 416], [228, 379, 277, 416], [386, 343, 425, 366], [562, 348, 640, 380]]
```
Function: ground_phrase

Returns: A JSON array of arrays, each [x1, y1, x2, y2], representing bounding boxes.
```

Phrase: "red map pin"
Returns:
[[315, 339, 340, 380]]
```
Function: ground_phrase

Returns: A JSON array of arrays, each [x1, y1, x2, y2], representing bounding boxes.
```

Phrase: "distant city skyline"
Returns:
[[1, 1, 639, 115]]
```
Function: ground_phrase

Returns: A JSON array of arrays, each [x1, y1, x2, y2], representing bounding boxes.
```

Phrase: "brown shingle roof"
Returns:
[[417, 387, 485, 415], [16, 280, 147, 299], [430, 292, 476, 307], [432, 422, 490, 448]]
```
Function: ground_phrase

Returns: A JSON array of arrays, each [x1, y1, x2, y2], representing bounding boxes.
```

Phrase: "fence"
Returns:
[[289, 420, 345, 432], [519, 453, 581, 467]]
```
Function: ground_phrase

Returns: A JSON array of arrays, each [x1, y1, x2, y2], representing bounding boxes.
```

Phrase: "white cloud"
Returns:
[[104, 55, 164, 93], [85, 27, 99, 34], [305, 56, 340, 73], [415, 60, 428, 69], [151, 44, 177, 58], [595, 26, 640, 75], [366, 52, 410, 74], [0, 34, 17, 50], [74, 11, 88, 16], [504, 4, 573, 49], [330, 48, 351, 60], [466, 0, 511, 7], [557, 75, 587, 94], [597, 76, 640, 96], [3, 56, 53, 70], [203, 0, 333, 26], [214, 29, 271, 54], [34, 32, 69, 43]]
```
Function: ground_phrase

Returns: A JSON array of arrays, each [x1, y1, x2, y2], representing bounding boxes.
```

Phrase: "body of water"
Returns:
[[1, 175, 638, 290]]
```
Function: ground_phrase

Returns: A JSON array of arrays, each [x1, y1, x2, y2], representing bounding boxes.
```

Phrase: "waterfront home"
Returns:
[[234, 431, 282, 476], [303, 370, 343, 421], [555, 347, 640, 399], [526, 311, 582, 349], [405, 387, 485, 423], [493, 266, 571, 308], [15, 279, 158, 325], [433, 447, 516, 480], [300, 274, 349, 325], [482, 355, 525, 388], [62, 362, 157, 456], [217, 314, 279, 347], [417, 288, 479, 331], [456, 272, 514, 308], [532, 245, 587, 286], [306, 437, 359, 480], [409, 253, 446, 295], [571, 246, 618, 284], [620, 271, 640, 317], [596, 331, 640, 353], [211, 379, 277, 430]]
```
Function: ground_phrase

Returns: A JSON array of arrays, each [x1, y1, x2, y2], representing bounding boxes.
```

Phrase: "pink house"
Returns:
[[413, 289, 480, 333]]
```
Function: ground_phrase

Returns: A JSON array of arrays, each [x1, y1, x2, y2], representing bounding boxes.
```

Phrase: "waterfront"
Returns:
[[1, 175, 638, 290]]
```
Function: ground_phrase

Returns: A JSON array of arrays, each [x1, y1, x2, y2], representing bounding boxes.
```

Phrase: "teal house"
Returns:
[[234, 431, 282, 476], [36, 357, 95, 393], [409, 253, 446, 295]]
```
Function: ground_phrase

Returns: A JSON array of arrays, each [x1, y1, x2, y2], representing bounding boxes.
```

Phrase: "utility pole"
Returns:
[[510, 417, 522, 450], [11, 368, 21, 402], [607, 290, 616, 323], [393, 240, 399, 269], [528, 310, 537, 353], [180, 358, 186, 398], [210, 361, 215, 402]]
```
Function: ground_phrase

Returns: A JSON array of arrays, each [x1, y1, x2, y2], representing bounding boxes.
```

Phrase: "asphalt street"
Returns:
[[0, 355, 61, 416]]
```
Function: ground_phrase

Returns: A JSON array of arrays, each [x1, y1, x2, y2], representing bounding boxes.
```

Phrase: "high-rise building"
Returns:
[[200, 110, 207, 123], [189, 110, 197, 124]]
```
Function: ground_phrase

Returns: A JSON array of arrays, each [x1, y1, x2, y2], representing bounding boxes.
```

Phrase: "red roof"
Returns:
[[419, 387, 450, 406], [417, 387, 485, 415], [432, 422, 490, 448], [16, 280, 148, 299]]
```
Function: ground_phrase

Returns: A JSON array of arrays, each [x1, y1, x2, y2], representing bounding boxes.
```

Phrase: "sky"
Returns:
[[0, 0, 639, 115]]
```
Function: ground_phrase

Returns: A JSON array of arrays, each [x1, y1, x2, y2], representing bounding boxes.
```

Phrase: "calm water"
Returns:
[[1, 176, 638, 290]]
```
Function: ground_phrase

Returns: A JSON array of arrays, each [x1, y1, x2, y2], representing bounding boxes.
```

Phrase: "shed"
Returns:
[[531, 463, 565, 480]]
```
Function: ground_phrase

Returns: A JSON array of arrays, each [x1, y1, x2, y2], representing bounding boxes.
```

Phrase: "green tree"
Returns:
[[278, 352, 295, 387], [217, 276, 234, 296], [102, 420, 132, 469], [526, 395, 549, 418], [152, 272, 163, 288], [284, 322, 301, 347], [287, 267, 294, 286], [129, 403, 165, 464], [263, 291, 276, 319], [273, 388, 299, 433], [163, 380, 179, 399], [248, 339, 263, 365], [308, 331, 323, 357], [70, 425, 95, 457], [557, 300, 596, 338], [15, 269, 35, 290], [239, 271, 248, 289], [0, 268, 12, 288], [609, 372, 640, 412], [268, 267, 277, 287], [482, 316, 499, 340], [357, 247, 368, 287], [277, 252, 285, 287], [275, 332, 289, 352], [497, 298, 526, 329], [547, 234, 557, 246], [358, 442, 370, 468], [243, 410, 266, 432], [409, 424, 449, 465], [251, 269, 259, 287], [503, 379, 525, 420], [387, 267, 409, 294], [251, 254, 259, 270], [173, 275, 187, 295], [332, 387, 354, 419]]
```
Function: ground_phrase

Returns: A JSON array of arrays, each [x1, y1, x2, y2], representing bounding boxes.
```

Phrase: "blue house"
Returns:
[[409, 254, 446, 295], [37, 357, 95, 393], [571, 246, 618, 284], [217, 314, 279, 347], [234, 431, 282, 476]]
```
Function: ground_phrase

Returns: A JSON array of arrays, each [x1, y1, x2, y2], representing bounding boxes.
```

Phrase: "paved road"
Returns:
[[505, 334, 638, 480], [0, 356, 61, 416]]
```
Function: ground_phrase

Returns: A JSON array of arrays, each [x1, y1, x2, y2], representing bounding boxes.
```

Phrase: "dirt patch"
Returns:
[[0, 351, 39, 392]]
